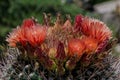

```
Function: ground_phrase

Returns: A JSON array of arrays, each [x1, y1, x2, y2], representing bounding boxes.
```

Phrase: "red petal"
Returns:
[[82, 37, 98, 53], [22, 19, 35, 28]]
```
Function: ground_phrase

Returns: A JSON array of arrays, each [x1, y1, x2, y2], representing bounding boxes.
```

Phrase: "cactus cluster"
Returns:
[[0, 13, 120, 80]]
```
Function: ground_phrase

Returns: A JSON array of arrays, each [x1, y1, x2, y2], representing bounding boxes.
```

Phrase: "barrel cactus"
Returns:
[[0, 13, 120, 80]]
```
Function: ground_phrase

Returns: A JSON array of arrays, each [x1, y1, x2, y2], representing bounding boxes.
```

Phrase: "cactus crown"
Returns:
[[1, 13, 119, 80]]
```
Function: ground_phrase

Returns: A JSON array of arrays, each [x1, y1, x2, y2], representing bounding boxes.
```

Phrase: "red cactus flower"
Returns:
[[74, 15, 112, 43], [6, 18, 46, 47], [25, 25, 46, 47], [68, 39, 85, 58], [74, 15, 112, 52]]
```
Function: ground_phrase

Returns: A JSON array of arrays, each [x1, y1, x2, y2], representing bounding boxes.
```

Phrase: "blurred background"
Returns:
[[0, 0, 120, 54]]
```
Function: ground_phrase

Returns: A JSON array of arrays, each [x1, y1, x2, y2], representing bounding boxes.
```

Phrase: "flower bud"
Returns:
[[56, 41, 66, 61]]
